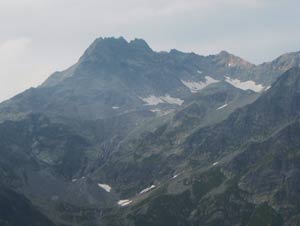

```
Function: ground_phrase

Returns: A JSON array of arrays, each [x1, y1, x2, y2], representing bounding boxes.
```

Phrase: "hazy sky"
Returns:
[[0, 0, 299, 101]]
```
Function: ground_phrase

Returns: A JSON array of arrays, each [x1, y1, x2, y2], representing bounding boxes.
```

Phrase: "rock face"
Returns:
[[0, 184, 55, 226], [1, 37, 300, 226]]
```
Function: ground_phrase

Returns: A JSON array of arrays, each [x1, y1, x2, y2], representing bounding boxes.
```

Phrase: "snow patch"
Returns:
[[112, 106, 120, 110], [225, 76, 265, 92], [98, 183, 112, 192], [181, 76, 219, 93], [139, 185, 156, 194], [172, 174, 178, 179], [141, 95, 184, 106], [150, 109, 161, 113], [72, 179, 77, 182], [217, 103, 228, 110], [162, 109, 175, 116], [212, 162, 219, 166], [265, 86, 271, 91], [197, 70, 203, 74], [150, 109, 174, 116], [118, 199, 132, 206], [141, 96, 165, 105], [161, 95, 184, 105]]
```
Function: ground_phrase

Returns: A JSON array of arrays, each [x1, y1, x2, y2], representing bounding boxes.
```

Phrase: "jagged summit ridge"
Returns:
[[79, 37, 153, 62]]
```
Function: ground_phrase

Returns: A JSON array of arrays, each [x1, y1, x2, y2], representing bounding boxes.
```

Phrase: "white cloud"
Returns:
[[0, 38, 53, 102], [0, 38, 31, 61]]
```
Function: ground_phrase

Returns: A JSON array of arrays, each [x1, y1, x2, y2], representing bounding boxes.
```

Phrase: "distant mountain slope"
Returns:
[[0, 184, 55, 226], [0, 114, 130, 225], [253, 51, 300, 84], [186, 67, 300, 157], [90, 82, 258, 195], [97, 67, 300, 226]]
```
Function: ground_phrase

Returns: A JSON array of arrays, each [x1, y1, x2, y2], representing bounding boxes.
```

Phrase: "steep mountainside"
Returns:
[[0, 184, 55, 226], [186, 67, 300, 156], [100, 67, 300, 226], [1, 37, 300, 226]]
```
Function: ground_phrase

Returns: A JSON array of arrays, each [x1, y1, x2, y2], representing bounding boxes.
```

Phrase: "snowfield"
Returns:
[[141, 95, 184, 106], [141, 95, 165, 105], [181, 76, 219, 93], [225, 76, 265, 92]]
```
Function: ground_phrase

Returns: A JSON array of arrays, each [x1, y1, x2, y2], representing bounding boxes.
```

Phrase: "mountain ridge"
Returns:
[[2, 37, 299, 124], [1, 37, 300, 226]]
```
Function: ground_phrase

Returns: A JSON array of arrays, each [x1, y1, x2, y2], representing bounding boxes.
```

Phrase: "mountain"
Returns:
[[1, 38, 300, 124], [101, 67, 300, 226], [253, 51, 300, 84], [1, 37, 300, 226], [0, 38, 273, 122]]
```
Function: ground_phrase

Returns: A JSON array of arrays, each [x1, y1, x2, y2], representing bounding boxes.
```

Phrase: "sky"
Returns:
[[0, 0, 299, 101]]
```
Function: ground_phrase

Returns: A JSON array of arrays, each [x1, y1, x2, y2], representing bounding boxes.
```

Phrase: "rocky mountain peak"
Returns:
[[271, 51, 300, 71], [216, 50, 254, 68], [218, 50, 231, 56], [79, 37, 153, 64], [129, 38, 152, 51]]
